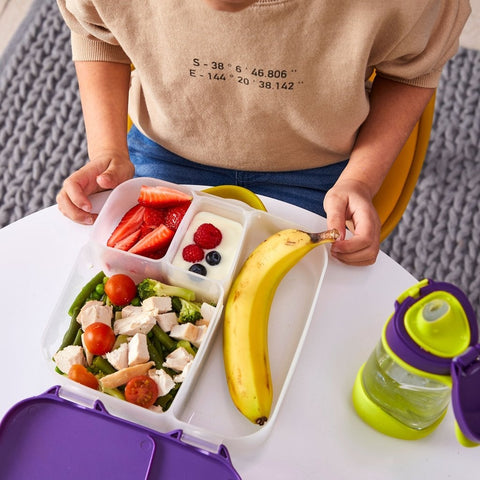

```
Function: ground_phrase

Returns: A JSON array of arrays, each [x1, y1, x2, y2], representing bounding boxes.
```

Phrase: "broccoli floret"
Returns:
[[137, 278, 196, 302], [172, 297, 203, 324]]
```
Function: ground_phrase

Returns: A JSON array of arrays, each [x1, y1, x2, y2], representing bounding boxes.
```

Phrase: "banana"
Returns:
[[223, 228, 339, 425]]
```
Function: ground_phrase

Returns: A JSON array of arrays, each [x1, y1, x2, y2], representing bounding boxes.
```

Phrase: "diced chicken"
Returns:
[[157, 312, 178, 333], [170, 323, 207, 348], [76, 300, 113, 330], [142, 296, 172, 314], [128, 333, 150, 366], [195, 318, 209, 328], [173, 361, 193, 383], [121, 305, 143, 318], [200, 302, 216, 324], [105, 342, 129, 371], [99, 361, 154, 389], [148, 369, 175, 396], [113, 312, 156, 336], [53, 345, 85, 374], [163, 347, 194, 372], [81, 334, 94, 366]]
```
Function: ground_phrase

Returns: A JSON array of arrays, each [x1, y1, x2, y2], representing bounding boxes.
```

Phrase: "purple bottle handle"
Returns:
[[451, 344, 480, 443]]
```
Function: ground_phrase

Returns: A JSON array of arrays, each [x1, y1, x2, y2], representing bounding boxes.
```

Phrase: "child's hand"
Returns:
[[56, 153, 135, 224], [323, 179, 381, 266]]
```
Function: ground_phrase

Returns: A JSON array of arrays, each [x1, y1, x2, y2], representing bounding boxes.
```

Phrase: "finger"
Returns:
[[330, 217, 380, 265], [62, 177, 93, 213], [56, 188, 96, 225], [331, 228, 375, 254], [324, 193, 347, 240], [331, 244, 379, 266], [61, 161, 110, 211]]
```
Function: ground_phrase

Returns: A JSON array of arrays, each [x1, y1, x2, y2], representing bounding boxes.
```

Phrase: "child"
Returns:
[[55, 0, 471, 266]]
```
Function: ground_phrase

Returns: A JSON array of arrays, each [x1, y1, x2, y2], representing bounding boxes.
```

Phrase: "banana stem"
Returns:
[[308, 228, 340, 244]]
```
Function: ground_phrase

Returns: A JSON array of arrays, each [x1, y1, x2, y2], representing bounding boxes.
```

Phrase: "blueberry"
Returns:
[[189, 263, 207, 276], [206, 250, 221, 266]]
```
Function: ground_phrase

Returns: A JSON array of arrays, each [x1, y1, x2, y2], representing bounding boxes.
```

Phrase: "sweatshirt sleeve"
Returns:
[[56, 0, 131, 64], [375, 0, 471, 88]]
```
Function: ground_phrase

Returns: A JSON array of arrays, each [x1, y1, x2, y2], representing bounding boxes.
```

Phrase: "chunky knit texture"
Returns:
[[382, 47, 480, 317], [0, 0, 86, 227]]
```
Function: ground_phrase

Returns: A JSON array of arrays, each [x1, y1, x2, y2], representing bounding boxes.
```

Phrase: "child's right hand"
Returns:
[[56, 153, 135, 224]]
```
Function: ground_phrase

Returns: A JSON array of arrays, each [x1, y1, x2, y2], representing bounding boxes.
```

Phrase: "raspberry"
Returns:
[[193, 223, 222, 249], [182, 244, 204, 263]]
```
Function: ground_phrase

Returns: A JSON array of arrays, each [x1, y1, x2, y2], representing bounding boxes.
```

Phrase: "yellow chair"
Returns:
[[373, 92, 436, 242]]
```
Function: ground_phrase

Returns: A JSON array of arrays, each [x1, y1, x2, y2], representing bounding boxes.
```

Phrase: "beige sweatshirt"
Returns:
[[57, 0, 470, 171]]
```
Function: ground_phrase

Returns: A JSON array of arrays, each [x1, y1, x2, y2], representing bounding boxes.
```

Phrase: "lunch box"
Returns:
[[0, 178, 330, 478]]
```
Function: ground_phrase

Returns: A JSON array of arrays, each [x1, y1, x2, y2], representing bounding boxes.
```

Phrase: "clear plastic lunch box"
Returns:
[[0, 178, 330, 478]]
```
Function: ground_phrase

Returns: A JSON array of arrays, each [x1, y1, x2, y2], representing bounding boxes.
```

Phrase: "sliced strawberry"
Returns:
[[143, 207, 166, 227], [138, 185, 193, 208], [128, 224, 175, 255], [107, 205, 146, 247], [164, 202, 191, 231], [140, 223, 156, 238], [143, 246, 169, 259], [114, 228, 141, 251]]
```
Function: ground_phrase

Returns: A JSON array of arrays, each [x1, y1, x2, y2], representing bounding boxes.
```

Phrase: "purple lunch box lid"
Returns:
[[0, 386, 241, 480], [385, 280, 478, 375]]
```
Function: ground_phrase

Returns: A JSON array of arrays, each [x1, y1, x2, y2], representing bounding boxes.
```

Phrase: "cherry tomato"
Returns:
[[125, 375, 159, 408], [104, 274, 137, 306], [83, 322, 116, 355], [68, 364, 99, 390]]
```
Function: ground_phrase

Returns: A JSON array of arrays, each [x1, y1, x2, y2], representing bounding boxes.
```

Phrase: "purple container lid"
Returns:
[[385, 279, 478, 375], [0, 386, 241, 480]]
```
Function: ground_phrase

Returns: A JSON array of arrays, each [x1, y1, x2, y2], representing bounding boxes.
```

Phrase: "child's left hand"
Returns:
[[323, 178, 381, 266]]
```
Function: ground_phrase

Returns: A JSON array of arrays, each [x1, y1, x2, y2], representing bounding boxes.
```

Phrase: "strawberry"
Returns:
[[107, 205, 146, 247], [140, 223, 156, 238], [143, 246, 169, 259], [194, 223, 222, 249], [143, 207, 166, 227], [182, 244, 205, 263], [128, 224, 174, 255], [138, 185, 193, 208], [164, 202, 191, 231], [114, 228, 141, 251]]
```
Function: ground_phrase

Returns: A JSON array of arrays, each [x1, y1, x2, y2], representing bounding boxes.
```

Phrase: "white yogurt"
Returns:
[[173, 211, 243, 280]]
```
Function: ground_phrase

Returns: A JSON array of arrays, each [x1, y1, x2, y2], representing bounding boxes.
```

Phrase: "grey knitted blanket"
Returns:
[[1, 0, 480, 317], [382, 48, 480, 317]]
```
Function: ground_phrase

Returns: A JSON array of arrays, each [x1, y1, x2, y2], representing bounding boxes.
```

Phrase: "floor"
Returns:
[[0, 0, 33, 54], [1, 0, 479, 55]]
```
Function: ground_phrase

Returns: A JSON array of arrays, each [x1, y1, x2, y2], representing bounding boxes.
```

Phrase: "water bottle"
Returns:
[[352, 279, 480, 443]]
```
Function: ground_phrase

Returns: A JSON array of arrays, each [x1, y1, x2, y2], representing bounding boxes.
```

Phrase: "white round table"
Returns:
[[0, 191, 476, 479]]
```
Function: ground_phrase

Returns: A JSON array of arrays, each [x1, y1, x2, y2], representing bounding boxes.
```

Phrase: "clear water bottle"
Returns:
[[361, 332, 451, 431], [353, 279, 480, 442]]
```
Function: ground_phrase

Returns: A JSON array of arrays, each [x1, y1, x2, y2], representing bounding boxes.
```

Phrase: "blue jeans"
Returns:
[[127, 125, 348, 217]]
